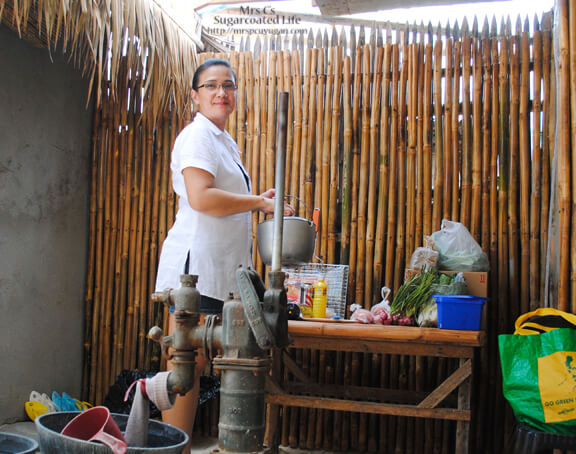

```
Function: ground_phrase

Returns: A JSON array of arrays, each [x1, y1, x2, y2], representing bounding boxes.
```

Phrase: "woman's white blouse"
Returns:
[[155, 113, 253, 300]]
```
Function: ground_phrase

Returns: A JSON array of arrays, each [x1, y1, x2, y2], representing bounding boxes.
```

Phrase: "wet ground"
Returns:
[[0, 420, 347, 453]]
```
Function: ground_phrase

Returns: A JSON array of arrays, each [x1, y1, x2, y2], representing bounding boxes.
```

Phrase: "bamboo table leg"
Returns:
[[455, 358, 471, 454], [265, 348, 283, 453]]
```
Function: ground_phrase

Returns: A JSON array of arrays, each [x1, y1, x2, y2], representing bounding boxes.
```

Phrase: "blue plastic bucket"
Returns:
[[433, 294, 487, 330]]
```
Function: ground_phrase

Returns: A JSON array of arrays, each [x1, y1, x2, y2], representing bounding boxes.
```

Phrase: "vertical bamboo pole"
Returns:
[[498, 19, 511, 332], [519, 18, 531, 314], [252, 46, 264, 273], [257, 45, 268, 277], [405, 43, 418, 266], [320, 46, 333, 262], [541, 12, 552, 305], [278, 50, 294, 195], [481, 19, 492, 256], [299, 45, 312, 215], [443, 24, 454, 221], [348, 39, 363, 307], [365, 46, 384, 304], [355, 44, 371, 305], [373, 41, 392, 301], [134, 109, 150, 370], [122, 87, 138, 369], [237, 53, 247, 158], [449, 24, 461, 225], [229, 52, 239, 141], [508, 18, 521, 321], [414, 37, 425, 247], [328, 44, 342, 264], [341, 56, 353, 264], [314, 40, 326, 231], [140, 115, 154, 369], [265, 51, 278, 192], [432, 27, 444, 229], [99, 90, 120, 402], [558, 0, 572, 311], [471, 33, 484, 240], [305, 44, 320, 218], [489, 15, 500, 334], [530, 17, 543, 310], [394, 33, 408, 291], [242, 53, 253, 197], [461, 20, 473, 226], [385, 44, 400, 287], [568, 2, 576, 312], [422, 33, 433, 237], [290, 50, 302, 201]]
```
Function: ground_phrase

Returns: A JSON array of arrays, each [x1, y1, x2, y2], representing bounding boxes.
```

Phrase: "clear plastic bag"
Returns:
[[371, 287, 391, 324], [431, 272, 468, 295], [371, 287, 391, 316], [350, 303, 374, 324], [429, 219, 489, 271], [409, 236, 439, 270]]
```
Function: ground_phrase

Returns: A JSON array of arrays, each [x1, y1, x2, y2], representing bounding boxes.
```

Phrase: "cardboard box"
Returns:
[[404, 269, 488, 297]]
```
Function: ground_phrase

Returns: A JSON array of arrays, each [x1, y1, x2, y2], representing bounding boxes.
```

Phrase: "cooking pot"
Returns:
[[257, 215, 316, 266]]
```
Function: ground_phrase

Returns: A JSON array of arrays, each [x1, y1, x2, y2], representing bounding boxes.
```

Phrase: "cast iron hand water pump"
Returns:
[[148, 93, 291, 453]]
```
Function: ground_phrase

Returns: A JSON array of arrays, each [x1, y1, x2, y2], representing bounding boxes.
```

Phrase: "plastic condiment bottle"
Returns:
[[312, 278, 327, 318]]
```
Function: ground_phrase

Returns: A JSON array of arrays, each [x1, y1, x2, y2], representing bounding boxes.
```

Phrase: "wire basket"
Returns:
[[282, 263, 349, 318]]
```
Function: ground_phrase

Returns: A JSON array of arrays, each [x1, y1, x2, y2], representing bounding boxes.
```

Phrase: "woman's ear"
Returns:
[[191, 88, 200, 106]]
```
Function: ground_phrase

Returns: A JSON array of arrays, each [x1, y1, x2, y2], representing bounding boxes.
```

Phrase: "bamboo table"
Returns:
[[265, 320, 486, 454]]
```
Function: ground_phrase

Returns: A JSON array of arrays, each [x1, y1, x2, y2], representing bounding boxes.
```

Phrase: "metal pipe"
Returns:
[[271, 92, 289, 272]]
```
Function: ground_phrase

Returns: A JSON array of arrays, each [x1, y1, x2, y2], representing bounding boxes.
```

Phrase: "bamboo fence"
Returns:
[[6, 0, 576, 451]]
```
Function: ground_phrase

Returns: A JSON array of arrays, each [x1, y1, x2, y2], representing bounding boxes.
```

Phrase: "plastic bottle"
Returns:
[[312, 278, 328, 318]]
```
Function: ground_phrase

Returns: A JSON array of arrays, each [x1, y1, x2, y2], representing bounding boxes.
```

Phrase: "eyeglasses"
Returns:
[[196, 82, 238, 92]]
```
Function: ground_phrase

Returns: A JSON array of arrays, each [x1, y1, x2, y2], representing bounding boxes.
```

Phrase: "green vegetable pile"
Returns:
[[390, 268, 465, 318]]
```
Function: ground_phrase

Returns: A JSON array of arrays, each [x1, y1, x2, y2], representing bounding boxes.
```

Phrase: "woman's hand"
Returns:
[[260, 188, 295, 216]]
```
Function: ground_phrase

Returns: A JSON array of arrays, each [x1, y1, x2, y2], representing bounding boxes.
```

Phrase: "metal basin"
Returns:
[[0, 432, 38, 454]]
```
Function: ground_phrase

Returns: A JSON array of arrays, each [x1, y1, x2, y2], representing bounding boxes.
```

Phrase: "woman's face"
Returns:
[[191, 65, 236, 130]]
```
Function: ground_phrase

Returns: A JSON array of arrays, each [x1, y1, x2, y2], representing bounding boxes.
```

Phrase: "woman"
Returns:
[[155, 58, 293, 448]]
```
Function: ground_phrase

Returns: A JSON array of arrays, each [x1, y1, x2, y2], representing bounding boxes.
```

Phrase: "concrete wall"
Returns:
[[0, 25, 93, 423]]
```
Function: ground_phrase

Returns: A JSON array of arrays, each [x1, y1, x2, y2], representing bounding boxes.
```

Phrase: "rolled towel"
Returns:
[[146, 372, 174, 411]]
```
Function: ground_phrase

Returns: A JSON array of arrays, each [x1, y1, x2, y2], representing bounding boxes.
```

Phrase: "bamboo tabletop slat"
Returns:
[[288, 320, 486, 346]]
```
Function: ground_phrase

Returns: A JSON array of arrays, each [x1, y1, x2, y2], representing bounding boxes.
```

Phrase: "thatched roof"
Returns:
[[0, 0, 204, 120]]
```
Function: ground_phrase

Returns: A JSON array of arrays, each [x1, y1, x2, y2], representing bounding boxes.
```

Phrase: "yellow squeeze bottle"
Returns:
[[312, 278, 328, 318]]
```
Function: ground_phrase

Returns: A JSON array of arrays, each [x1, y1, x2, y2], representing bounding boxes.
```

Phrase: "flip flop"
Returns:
[[30, 391, 58, 412], [62, 392, 83, 411], [74, 399, 93, 411], [25, 400, 49, 421], [52, 391, 77, 412]]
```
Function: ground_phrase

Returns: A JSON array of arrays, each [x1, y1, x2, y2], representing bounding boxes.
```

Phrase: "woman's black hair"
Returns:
[[192, 58, 236, 90]]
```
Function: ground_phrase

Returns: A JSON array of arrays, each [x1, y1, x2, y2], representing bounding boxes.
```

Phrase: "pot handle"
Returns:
[[285, 195, 314, 221], [312, 208, 320, 233]]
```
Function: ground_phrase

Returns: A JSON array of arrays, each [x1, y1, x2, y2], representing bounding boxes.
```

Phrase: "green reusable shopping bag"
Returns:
[[499, 328, 576, 434]]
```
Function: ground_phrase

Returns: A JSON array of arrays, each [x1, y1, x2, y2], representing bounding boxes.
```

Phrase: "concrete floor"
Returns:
[[0, 420, 344, 454]]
